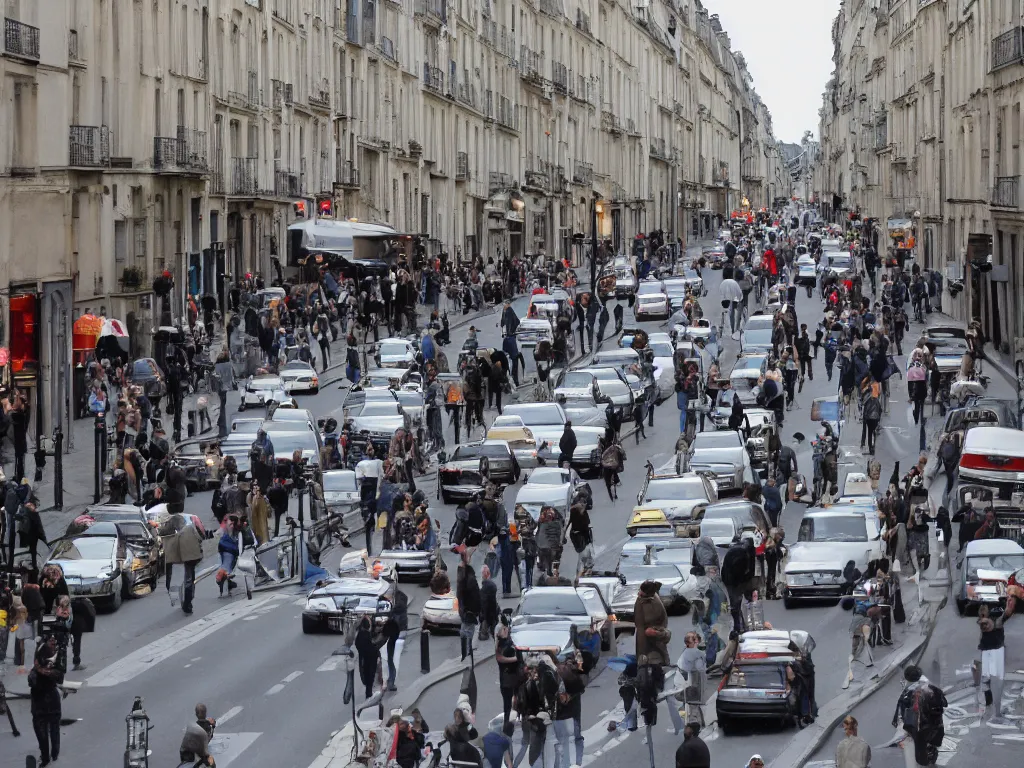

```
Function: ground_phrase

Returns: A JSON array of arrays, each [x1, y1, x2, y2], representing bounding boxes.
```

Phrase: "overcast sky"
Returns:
[[704, 0, 842, 145]]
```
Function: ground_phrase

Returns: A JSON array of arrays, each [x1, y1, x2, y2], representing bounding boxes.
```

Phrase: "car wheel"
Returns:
[[956, 598, 966, 616], [238, 403, 246, 412], [717, 716, 733, 736], [302, 615, 321, 634], [783, 597, 797, 609], [311, 387, 319, 395]]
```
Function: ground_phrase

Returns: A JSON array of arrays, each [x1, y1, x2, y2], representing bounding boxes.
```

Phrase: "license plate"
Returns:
[[751, 690, 767, 698]]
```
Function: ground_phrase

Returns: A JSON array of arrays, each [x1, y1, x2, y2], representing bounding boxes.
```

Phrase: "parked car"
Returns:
[[502, 401, 606, 442], [782, 509, 882, 607], [609, 561, 690, 619], [634, 470, 718, 527], [726, 355, 769, 408], [938, 398, 1018, 451], [957, 426, 1024, 502], [956, 539, 1024, 615], [170, 439, 221, 491], [617, 534, 695, 566], [239, 374, 287, 411], [516, 318, 555, 350], [301, 552, 397, 634], [663, 278, 692, 312], [437, 440, 520, 504], [279, 360, 320, 394], [322, 469, 360, 511], [44, 521, 161, 611], [634, 291, 671, 321], [701, 500, 771, 553]]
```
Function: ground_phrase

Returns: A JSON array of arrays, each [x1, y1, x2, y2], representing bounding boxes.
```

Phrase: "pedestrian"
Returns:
[[937, 430, 961, 505], [861, 381, 882, 455], [554, 652, 586, 768], [796, 324, 813, 388], [40, 565, 88, 672], [535, 507, 562, 577], [600, 437, 626, 501], [893, 665, 947, 768], [381, 587, 408, 692], [567, 503, 594, 575], [456, 558, 481, 661], [761, 475, 783, 528], [17, 491, 47, 569], [722, 535, 756, 633], [10, 393, 29, 483], [977, 598, 1015, 725], [264, 477, 289, 538], [633, 579, 679, 732], [489, 359, 509, 414], [354, 616, 380, 700], [355, 444, 384, 554], [497, 527, 517, 598], [835, 716, 871, 768], [777, 441, 798, 503], [632, 398, 647, 443], [345, 335, 361, 385], [763, 527, 786, 599], [495, 624, 521, 734], [675, 631, 708, 727], [29, 634, 63, 766], [558, 420, 577, 468], [479, 565, 499, 641], [674, 721, 711, 768], [216, 516, 240, 597], [159, 512, 205, 614]]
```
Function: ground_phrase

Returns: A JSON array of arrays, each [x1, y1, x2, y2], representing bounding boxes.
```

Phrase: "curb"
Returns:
[[401, 647, 498, 712], [769, 598, 943, 768]]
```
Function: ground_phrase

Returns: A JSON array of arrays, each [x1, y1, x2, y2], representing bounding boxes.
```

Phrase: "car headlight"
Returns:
[[206, 457, 216, 466], [306, 598, 335, 612]]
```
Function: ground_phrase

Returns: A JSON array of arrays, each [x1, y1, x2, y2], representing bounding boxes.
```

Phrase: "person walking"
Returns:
[[719, 275, 744, 337], [835, 715, 871, 768], [893, 665, 947, 768], [861, 381, 882, 455], [345, 336, 361, 385], [568, 503, 594, 574], [558, 421, 577, 468], [479, 565, 499, 641], [355, 445, 384, 554], [160, 512, 205, 615], [495, 624, 521, 734], [381, 587, 408, 692], [600, 437, 626, 501], [456, 557, 481, 661], [633, 579, 677, 734], [29, 635, 64, 766], [354, 616, 380, 700], [10, 394, 29, 483], [796, 324, 813, 388], [265, 478, 289, 539], [674, 722, 711, 768], [553, 653, 587, 768], [722, 535, 756, 633]]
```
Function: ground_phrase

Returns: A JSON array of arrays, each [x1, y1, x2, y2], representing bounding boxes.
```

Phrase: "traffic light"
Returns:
[[317, 196, 334, 218], [293, 200, 307, 219]]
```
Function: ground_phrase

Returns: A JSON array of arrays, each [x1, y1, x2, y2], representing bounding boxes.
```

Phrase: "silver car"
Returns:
[[739, 315, 775, 357], [375, 338, 417, 369], [687, 430, 755, 495], [610, 562, 690, 619], [512, 585, 616, 655], [239, 374, 287, 411], [322, 469, 359, 511], [343, 399, 411, 439], [280, 360, 320, 394]]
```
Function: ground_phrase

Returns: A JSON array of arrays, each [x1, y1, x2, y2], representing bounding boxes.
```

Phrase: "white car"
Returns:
[[647, 333, 676, 402], [516, 317, 555, 349], [421, 591, 462, 634], [239, 374, 287, 411], [375, 338, 417, 369], [634, 292, 671, 320], [322, 469, 359, 510], [280, 360, 320, 394]]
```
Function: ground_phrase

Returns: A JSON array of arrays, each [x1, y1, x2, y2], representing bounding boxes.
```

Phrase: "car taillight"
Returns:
[[960, 453, 1024, 472]]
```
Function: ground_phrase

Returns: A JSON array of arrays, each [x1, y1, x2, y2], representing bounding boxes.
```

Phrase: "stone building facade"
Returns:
[[0, 0, 787, 441], [813, 0, 1024, 358]]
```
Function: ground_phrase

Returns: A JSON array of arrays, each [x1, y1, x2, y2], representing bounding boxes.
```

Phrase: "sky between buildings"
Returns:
[[704, 0, 841, 144]]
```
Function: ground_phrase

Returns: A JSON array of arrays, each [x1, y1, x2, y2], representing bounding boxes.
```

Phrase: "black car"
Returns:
[[125, 358, 167, 400], [437, 440, 521, 504]]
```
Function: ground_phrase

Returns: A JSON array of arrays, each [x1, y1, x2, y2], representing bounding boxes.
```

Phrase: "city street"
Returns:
[[3, 246, 995, 768]]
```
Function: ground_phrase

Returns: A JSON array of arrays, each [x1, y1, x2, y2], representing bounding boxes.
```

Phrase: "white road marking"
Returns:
[[265, 683, 285, 695], [218, 706, 244, 726], [208, 732, 261, 767], [316, 656, 347, 672], [283, 670, 304, 683], [85, 595, 287, 688]]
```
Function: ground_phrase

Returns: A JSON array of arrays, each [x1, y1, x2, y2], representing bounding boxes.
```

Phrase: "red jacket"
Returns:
[[764, 249, 778, 276]]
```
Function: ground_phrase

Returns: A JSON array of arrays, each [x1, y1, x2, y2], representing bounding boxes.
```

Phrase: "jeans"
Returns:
[[386, 634, 398, 686], [513, 720, 547, 768], [824, 348, 837, 380], [863, 418, 879, 454], [676, 392, 689, 433], [33, 713, 60, 762], [181, 560, 198, 613], [460, 619, 477, 660], [217, 390, 228, 436], [727, 584, 745, 633], [799, 356, 813, 381], [728, 301, 740, 333], [553, 717, 584, 768]]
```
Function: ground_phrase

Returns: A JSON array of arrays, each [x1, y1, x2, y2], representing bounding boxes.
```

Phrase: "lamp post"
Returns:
[[591, 195, 602, 292], [124, 696, 150, 768]]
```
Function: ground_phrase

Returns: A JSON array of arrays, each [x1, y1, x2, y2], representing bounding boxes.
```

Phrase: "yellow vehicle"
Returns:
[[486, 415, 545, 469]]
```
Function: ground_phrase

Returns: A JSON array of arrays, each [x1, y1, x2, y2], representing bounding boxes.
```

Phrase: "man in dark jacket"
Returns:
[[722, 535, 756, 633], [675, 722, 711, 768], [554, 655, 587, 768], [633, 580, 671, 726], [558, 421, 577, 468], [575, 298, 588, 355], [479, 566, 499, 641], [500, 301, 520, 338], [457, 559, 481, 660], [10, 396, 29, 482]]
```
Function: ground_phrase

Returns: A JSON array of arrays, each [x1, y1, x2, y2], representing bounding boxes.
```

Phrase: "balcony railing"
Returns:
[[992, 27, 1024, 71], [154, 131, 208, 173], [539, 0, 564, 18], [575, 8, 592, 35], [336, 155, 361, 188], [228, 90, 258, 111], [498, 26, 516, 60], [69, 125, 110, 168], [520, 46, 543, 81], [424, 64, 444, 94], [309, 90, 330, 109], [230, 157, 260, 196], [457, 81, 476, 109], [456, 151, 470, 181], [272, 79, 284, 109], [284, 83, 294, 105], [276, 168, 301, 198], [415, 0, 446, 24], [524, 168, 550, 192], [601, 110, 623, 135], [649, 137, 668, 160], [992, 176, 1020, 209], [379, 36, 397, 63], [489, 171, 513, 195], [484, 89, 494, 119], [497, 97, 518, 131], [4, 17, 40, 60], [572, 161, 593, 186], [552, 62, 568, 95]]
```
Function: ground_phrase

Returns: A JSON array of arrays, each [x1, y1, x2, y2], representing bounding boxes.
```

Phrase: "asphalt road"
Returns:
[[0, 250, 985, 768]]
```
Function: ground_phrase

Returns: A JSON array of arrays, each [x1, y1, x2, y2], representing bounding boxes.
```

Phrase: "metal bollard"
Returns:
[[420, 628, 430, 674]]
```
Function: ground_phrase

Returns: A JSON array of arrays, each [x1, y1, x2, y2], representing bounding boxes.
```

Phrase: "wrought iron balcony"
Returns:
[[456, 152, 470, 181], [498, 27, 516, 60], [415, 0, 446, 25], [524, 168, 550, 193], [284, 83, 294, 105], [992, 176, 1020, 209], [276, 168, 301, 198], [649, 137, 669, 161], [230, 157, 260, 196], [992, 27, 1024, 71], [497, 97, 518, 131], [601, 110, 623, 135], [153, 128, 208, 172], [69, 125, 110, 168], [539, 0, 564, 18], [520, 46, 544, 81], [572, 161, 593, 186], [457, 81, 476, 109], [575, 8, 592, 35], [552, 62, 568, 95], [337, 157, 361, 189], [379, 36, 397, 63], [489, 172, 513, 195], [309, 90, 330, 110], [4, 17, 39, 60], [424, 63, 444, 94], [228, 90, 258, 112]]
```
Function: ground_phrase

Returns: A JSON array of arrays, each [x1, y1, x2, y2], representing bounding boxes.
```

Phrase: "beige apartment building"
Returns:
[[814, 0, 1024, 360], [1, 0, 786, 441]]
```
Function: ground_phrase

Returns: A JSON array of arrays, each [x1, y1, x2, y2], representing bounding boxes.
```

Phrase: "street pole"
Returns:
[[94, 414, 104, 503], [590, 195, 599, 292], [53, 426, 64, 509]]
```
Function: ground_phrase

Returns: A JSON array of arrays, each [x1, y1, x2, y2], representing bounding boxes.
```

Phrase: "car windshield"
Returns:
[[594, 353, 636, 367], [829, 256, 852, 268], [797, 516, 867, 542], [619, 564, 681, 583], [519, 590, 587, 617], [283, 361, 312, 371], [650, 342, 674, 357], [930, 337, 969, 352], [231, 420, 262, 434], [645, 477, 707, 501], [701, 519, 737, 539], [454, 443, 511, 460], [528, 468, 571, 485], [559, 372, 594, 389], [664, 282, 689, 296], [734, 357, 766, 372], [130, 359, 159, 378], [946, 409, 1002, 432], [379, 341, 409, 356], [743, 328, 774, 346], [504, 405, 563, 426], [323, 473, 357, 491], [51, 536, 116, 561], [745, 316, 775, 331], [637, 283, 663, 295], [598, 380, 630, 399], [966, 553, 1024, 580], [694, 432, 739, 449], [265, 432, 318, 457], [639, 295, 665, 304], [249, 377, 283, 390], [356, 402, 401, 417]]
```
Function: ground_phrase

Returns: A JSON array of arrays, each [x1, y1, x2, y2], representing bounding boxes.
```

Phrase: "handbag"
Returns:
[[892, 558, 902, 573]]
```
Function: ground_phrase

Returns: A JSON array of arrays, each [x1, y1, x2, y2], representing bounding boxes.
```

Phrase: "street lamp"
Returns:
[[124, 696, 151, 768], [591, 195, 603, 292]]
